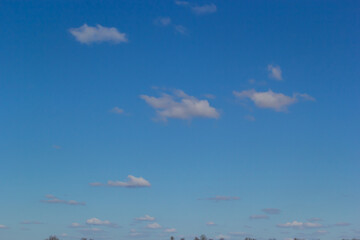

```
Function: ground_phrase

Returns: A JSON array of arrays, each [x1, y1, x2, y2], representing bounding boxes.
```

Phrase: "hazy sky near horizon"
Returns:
[[0, 1, 359, 240]]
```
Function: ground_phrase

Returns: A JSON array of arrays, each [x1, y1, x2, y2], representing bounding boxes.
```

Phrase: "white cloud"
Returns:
[[164, 228, 177, 233], [191, 4, 217, 15], [268, 64, 283, 81], [86, 218, 117, 228], [249, 215, 269, 220], [110, 107, 124, 114], [135, 215, 155, 221], [262, 208, 281, 215], [233, 89, 315, 112], [206, 221, 217, 226], [154, 17, 172, 26], [41, 195, 85, 206], [69, 222, 84, 228], [277, 221, 322, 229], [200, 196, 240, 201], [141, 89, 219, 121], [147, 222, 162, 229], [107, 175, 151, 188], [69, 24, 128, 44]]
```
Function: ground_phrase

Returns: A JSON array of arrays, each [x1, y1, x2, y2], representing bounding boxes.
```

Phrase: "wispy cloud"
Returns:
[[262, 208, 281, 215], [277, 221, 322, 229], [69, 223, 85, 228], [206, 222, 217, 226], [0, 225, 8, 229], [90, 175, 151, 188], [134, 215, 155, 221], [110, 107, 124, 114], [154, 17, 172, 26], [333, 222, 351, 227], [69, 24, 128, 44], [141, 89, 219, 121], [175, 1, 189, 6], [174, 25, 188, 35], [268, 64, 283, 81], [249, 215, 269, 220], [147, 222, 162, 229], [41, 195, 85, 206], [234, 89, 315, 112], [164, 228, 176, 233], [191, 4, 217, 15], [199, 196, 240, 202]]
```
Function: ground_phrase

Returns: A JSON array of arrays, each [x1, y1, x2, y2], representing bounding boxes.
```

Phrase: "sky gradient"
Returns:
[[0, 1, 359, 240]]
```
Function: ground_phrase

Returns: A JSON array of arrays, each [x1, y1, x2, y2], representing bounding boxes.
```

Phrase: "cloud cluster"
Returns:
[[234, 89, 315, 112], [90, 175, 151, 188], [277, 221, 322, 229], [69, 24, 128, 44], [41, 195, 85, 206], [141, 89, 219, 121]]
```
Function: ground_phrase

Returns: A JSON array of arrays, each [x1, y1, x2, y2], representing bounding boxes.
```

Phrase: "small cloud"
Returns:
[[0, 225, 8, 229], [199, 196, 240, 202], [69, 223, 85, 228], [86, 218, 117, 228], [262, 208, 281, 215], [110, 107, 124, 114], [277, 221, 322, 229], [107, 175, 151, 188], [191, 4, 217, 15], [164, 228, 177, 233], [141, 89, 219, 121], [334, 222, 351, 227], [250, 215, 269, 220], [315, 230, 328, 235], [20, 221, 43, 225], [233, 89, 315, 112], [174, 25, 187, 35], [206, 222, 217, 226], [154, 17, 172, 26], [69, 24, 128, 44], [92, 175, 151, 188], [52, 145, 61, 149], [135, 215, 155, 221], [267, 64, 283, 81], [175, 1, 189, 6], [41, 195, 85, 206], [147, 222, 162, 229], [60, 233, 68, 237]]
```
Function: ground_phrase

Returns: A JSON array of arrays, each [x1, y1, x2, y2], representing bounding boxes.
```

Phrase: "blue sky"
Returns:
[[0, 0, 359, 240]]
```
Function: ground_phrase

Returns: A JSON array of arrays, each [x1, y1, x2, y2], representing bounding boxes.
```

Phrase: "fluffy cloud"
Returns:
[[262, 208, 281, 215], [41, 195, 85, 206], [141, 89, 219, 121], [110, 107, 124, 114], [249, 215, 269, 220], [233, 89, 315, 112], [147, 222, 162, 229], [268, 64, 283, 81], [199, 196, 240, 201], [108, 175, 151, 188], [86, 218, 117, 227], [69, 24, 128, 44], [164, 228, 177, 233], [135, 215, 155, 221], [91, 175, 151, 188], [277, 221, 322, 229], [191, 4, 217, 15]]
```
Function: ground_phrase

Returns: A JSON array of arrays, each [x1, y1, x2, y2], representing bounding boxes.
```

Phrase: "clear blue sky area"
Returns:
[[0, 1, 359, 240]]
